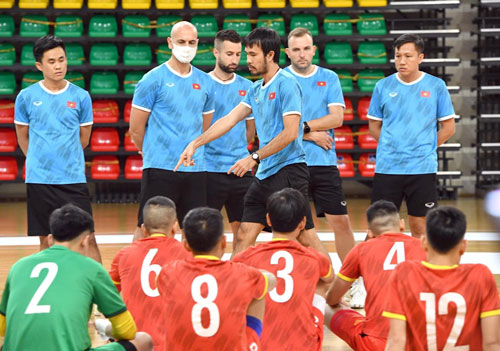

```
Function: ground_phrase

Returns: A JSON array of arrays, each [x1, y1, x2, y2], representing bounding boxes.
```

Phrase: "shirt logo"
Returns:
[[317, 81, 326, 87], [165, 82, 175, 87], [340, 201, 347, 206], [421, 91, 431, 98], [239, 90, 246, 96], [33, 101, 42, 106], [389, 92, 398, 98], [192, 83, 201, 90], [425, 202, 435, 208], [269, 92, 276, 100], [67, 101, 76, 108]]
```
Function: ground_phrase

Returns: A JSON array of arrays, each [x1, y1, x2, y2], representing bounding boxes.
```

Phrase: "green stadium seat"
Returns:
[[66, 71, 85, 89], [20, 15, 49, 37], [290, 14, 319, 36], [90, 43, 118, 66], [223, 15, 252, 36], [21, 44, 35, 66], [91, 72, 119, 94], [66, 43, 84, 66], [324, 42, 353, 64], [279, 45, 286, 65], [192, 44, 215, 66], [88, 16, 118, 38], [257, 14, 285, 36], [0, 72, 15, 94], [312, 48, 319, 64], [335, 69, 353, 93], [0, 43, 15, 65], [357, 14, 386, 35], [324, 14, 352, 36], [357, 41, 387, 64], [124, 44, 152, 66], [156, 15, 181, 37], [191, 15, 218, 38], [358, 69, 384, 92], [156, 44, 171, 64], [54, 15, 83, 38], [240, 45, 247, 64], [0, 15, 14, 37], [124, 71, 145, 94], [122, 16, 151, 38], [22, 72, 43, 89]]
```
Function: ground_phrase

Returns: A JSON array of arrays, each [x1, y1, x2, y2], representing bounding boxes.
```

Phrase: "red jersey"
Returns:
[[338, 232, 426, 338], [384, 261, 500, 350], [109, 234, 190, 351], [233, 239, 332, 351], [157, 255, 268, 351]]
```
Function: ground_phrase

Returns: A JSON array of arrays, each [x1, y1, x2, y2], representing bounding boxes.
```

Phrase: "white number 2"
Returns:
[[25, 262, 58, 314], [420, 292, 469, 351], [191, 274, 220, 337], [140, 249, 161, 297], [383, 242, 405, 271], [269, 251, 294, 303]]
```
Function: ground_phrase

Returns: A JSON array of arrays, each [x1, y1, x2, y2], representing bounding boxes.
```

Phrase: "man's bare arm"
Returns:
[[129, 107, 150, 152], [80, 125, 92, 149], [369, 119, 382, 141], [15, 124, 29, 156], [305, 105, 343, 131]]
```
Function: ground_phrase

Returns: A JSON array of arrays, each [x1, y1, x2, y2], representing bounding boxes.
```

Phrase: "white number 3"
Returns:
[[25, 262, 58, 314]]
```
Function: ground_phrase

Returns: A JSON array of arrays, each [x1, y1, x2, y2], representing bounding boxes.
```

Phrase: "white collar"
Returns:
[[38, 80, 70, 95]]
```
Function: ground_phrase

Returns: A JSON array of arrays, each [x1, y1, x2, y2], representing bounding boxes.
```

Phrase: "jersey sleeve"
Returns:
[[436, 80, 455, 121], [280, 79, 302, 117], [327, 72, 345, 108], [337, 244, 361, 282], [0, 275, 10, 316], [478, 265, 500, 318], [244, 265, 268, 300], [93, 265, 128, 318], [367, 83, 383, 121], [79, 91, 93, 126], [203, 79, 216, 115], [131, 72, 158, 113], [14, 90, 29, 125], [109, 249, 123, 292], [382, 264, 407, 321]]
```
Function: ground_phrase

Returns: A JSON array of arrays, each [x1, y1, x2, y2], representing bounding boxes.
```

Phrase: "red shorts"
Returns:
[[246, 326, 260, 351], [329, 309, 387, 351]]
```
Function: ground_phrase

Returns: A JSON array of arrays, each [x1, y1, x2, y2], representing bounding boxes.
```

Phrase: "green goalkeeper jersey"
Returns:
[[0, 245, 127, 351]]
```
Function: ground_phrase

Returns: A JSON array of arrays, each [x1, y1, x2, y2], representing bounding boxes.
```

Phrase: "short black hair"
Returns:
[[366, 200, 399, 223], [393, 33, 424, 54], [183, 207, 224, 253], [215, 29, 241, 44], [244, 27, 281, 64], [33, 35, 66, 62], [267, 188, 307, 233], [426, 206, 466, 254], [49, 204, 94, 242], [143, 196, 177, 232]]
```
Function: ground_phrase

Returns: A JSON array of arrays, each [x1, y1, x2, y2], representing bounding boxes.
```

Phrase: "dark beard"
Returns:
[[218, 62, 236, 74]]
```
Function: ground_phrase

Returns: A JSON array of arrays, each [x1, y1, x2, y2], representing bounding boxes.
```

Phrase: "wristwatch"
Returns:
[[303, 121, 311, 134], [251, 152, 260, 164]]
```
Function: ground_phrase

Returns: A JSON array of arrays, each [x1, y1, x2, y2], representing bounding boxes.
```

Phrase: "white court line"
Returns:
[[0, 231, 499, 246]]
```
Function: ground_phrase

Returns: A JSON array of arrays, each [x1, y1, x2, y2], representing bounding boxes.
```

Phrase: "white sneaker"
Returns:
[[349, 277, 367, 309], [95, 318, 112, 341]]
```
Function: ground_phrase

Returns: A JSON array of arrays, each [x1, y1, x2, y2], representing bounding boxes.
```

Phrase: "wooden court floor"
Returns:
[[0, 197, 499, 350]]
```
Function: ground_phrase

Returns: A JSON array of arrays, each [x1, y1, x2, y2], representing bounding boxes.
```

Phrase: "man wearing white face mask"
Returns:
[[129, 21, 215, 240]]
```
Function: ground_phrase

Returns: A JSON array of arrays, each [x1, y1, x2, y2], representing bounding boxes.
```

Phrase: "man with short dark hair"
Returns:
[[108, 196, 190, 351], [205, 29, 255, 236], [368, 33, 456, 237], [234, 188, 333, 351], [14, 35, 100, 261], [157, 207, 276, 351], [176, 27, 327, 259], [384, 206, 500, 350], [0, 204, 152, 351], [324, 200, 425, 350]]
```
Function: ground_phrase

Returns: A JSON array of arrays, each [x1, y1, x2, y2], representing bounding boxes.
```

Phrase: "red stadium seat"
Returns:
[[358, 153, 376, 177], [22, 162, 25, 180], [357, 125, 378, 149], [0, 100, 14, 123], [124, 155, 143, 179], [336, 153, 354, 178], [344, 97, 353, 121], [334, 126, 354, 149], [92, 100, 119, 123], [0, 156, 17, 180], [124, 100, 132, 123], [0, 128, 17, 152], [124, 131, 138, 151], [357, 96, 371, 121], [91, 155, 120, 179], [90, 128, 120, 152]]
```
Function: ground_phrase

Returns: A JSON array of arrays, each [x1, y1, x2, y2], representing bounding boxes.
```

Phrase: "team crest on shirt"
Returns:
[[420, 91, 431, 98], [269, 92, 276, 100], [67, 101, 76, 108], [239, 90, 246, 96], [317, 81, 326, 87], [192, 83, 201, 90]]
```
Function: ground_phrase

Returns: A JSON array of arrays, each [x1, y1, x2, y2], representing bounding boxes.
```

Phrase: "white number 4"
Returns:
[[383, 242, 405, 271], [25, 262, 58, 314]]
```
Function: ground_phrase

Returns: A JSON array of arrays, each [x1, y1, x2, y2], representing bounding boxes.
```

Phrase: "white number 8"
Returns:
[[191, 274, 220, 337]]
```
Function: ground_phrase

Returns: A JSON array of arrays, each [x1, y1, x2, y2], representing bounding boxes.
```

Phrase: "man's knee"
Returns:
[[131, 332, 153, 351]]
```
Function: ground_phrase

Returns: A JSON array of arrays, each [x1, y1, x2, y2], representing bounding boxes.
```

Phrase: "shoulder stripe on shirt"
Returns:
[[257, 273, 269, 300], [480, 309, 500, 318], [337, 272, 356, 282], [382, 311, 407, 321]]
